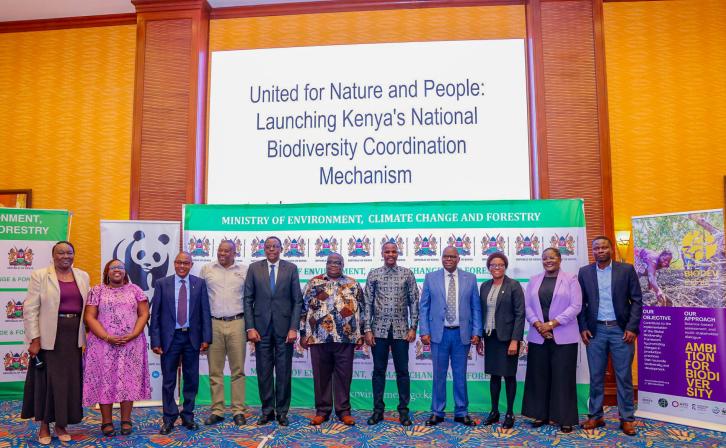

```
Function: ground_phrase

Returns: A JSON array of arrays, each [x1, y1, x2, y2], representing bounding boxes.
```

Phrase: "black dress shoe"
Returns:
[[454, 415, 476, 426], [531, 419, 547, 428], [159, 422, 174, 435], [560, 425, 573, 433], [233, 414, 247, 426], [367, 412, 383, 425], [257, 413, 275, 425], [204, 414, 224, 425], [181, 419, 199, 430], [399, 413, 412, 426], [277, 414, 289, 426], [483, 411, 500, 425], [424, 415, 444, 426], [502, 414, 515, 429]]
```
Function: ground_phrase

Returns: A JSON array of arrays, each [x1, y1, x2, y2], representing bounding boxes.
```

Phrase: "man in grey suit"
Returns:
[[363, 241, 419, 426], [244, 236, 303, 426]]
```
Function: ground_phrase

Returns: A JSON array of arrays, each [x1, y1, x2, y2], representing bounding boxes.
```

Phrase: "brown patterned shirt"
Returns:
[[300, 274, 364, 344]]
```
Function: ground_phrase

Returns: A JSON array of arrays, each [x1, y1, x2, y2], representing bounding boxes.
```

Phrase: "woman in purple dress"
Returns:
[[83, 259, 151, 436]]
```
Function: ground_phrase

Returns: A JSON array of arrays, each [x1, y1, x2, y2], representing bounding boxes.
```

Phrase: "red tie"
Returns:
[[178, 279, 187, 327]]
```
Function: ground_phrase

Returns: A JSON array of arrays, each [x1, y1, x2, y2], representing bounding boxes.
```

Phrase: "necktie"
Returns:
[[178, 279, 187, 327], [446, 273, 456, 324], [269, 264, 276, 294]]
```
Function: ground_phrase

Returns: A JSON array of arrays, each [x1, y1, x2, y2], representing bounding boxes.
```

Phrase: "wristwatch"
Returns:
[[546, 321, 554, 328]]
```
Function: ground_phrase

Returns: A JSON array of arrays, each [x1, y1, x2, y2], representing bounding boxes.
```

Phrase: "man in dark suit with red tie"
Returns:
[[244, 236, 303, 426], [151, 251, 212, 435]]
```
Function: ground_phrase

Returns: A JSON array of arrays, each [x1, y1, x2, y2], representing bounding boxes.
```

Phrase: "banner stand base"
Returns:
[[636, 410, 726, 432]]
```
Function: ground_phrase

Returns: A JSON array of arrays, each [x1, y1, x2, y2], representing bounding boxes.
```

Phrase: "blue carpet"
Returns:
[[0, 401, 723, 447]]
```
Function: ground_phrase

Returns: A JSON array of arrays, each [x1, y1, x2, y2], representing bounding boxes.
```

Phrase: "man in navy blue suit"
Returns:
[[151, 251, 212, 435], [578, 236, 642, 436], [419, 246, 482, 427]]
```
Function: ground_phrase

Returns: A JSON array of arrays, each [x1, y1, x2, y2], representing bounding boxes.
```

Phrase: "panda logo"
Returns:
[[113, 230, 172, 292]]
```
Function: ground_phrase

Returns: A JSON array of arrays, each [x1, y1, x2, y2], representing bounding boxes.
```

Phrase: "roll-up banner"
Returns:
[[633, 209, 726, 432], [100, 220, 181, 406], [0, 208, 70, 400]]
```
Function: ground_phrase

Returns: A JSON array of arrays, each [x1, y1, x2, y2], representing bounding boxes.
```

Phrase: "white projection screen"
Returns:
[[207, 40, 530, 204]]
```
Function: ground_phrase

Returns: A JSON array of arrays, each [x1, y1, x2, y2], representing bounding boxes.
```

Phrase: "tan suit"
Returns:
[[23, 266, 90, 350]]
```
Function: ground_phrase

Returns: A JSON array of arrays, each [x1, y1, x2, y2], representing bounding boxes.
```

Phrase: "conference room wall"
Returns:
[[605, 0, 726, 241], [210, 5, 525, 51], [0, 25, 136, 284]]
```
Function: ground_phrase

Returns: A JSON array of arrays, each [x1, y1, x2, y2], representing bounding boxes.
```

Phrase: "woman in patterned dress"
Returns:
[[83, 259, 151, 436]]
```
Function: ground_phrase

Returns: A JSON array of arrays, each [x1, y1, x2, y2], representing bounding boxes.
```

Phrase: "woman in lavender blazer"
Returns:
[[521, 248, 582, 433]]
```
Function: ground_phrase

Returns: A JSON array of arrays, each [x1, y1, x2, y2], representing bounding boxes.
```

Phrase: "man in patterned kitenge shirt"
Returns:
[[363, 241, 419, 426], [300, 253, 364, 426]]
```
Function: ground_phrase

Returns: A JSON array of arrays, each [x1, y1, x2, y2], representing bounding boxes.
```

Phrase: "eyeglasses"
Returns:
[[174, 261, 192, 266], [109, 265, 126, 271], [326, 260, 343, 265], [442, 255, 458, 260], [489, 264, 506, 269]]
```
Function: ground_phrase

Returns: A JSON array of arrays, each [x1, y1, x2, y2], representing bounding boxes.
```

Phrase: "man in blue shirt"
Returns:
[[577, 236, 643, 436]]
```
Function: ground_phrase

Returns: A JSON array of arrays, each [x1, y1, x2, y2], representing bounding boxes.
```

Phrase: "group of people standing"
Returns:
[[21, 234, 642, 444]]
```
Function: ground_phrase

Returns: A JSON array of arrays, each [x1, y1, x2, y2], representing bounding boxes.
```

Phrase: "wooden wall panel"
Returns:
[[528, 0, 614, 248], [130, 0, 210, 221], [137, 19, 193, 220]]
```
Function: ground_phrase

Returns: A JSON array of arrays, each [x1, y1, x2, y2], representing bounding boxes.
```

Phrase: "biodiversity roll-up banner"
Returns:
[[633, 210, 726, 431], [0, 208, 69, 399], [183, 200, 591, 412], [100, 220, 181, 406]]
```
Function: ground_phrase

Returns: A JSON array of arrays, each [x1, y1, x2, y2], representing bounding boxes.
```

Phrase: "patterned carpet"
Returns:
[[0, 401, 722, 447]]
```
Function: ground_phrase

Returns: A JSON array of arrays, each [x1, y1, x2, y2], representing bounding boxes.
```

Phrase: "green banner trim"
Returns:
[[196, 376, 589, 414], [0, 289, 27, 292], [184, 199, 585, 231], [0, 341, 23, 346], [0, 209, 70, 241]]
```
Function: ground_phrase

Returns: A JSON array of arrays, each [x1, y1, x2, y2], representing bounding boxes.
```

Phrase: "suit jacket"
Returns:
[[419, 268, 482, 345], [243, 259, 303, 338], [577, 261, 643, 336], [150, 274, 212, 353], [23, 266, 90, 350], [525, 270, 582, 345], [479, 275, 525, 342]]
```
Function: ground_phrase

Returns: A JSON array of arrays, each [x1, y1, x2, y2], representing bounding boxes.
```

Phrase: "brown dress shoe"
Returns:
[[620, 420, 637, 436], [340, 415, 356, 426], [581, 417, 605, 430], [310, 415, 328, 426]]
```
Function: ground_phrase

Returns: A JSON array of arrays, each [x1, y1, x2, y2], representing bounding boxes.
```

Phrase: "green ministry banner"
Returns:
[[183, 200, 591, 412], [0, 209, 70, 399]]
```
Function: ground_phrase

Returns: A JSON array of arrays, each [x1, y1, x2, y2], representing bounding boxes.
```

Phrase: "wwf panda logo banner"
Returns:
[[100, 220, 180, 406], [100, 220, 180, 300]]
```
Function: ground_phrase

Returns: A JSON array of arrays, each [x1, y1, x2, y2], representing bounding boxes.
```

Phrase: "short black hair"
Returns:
[[265, 236, 282, 247], [486, 252, 509, 268], [52, 241, 75, 254], [592, 235, 613, 247]]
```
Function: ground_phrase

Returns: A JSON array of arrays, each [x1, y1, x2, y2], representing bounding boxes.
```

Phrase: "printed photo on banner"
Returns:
[[632, 210, 725, 308]]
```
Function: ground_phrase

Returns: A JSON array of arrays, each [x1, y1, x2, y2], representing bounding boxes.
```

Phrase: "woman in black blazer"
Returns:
[[477, 253, 525, 429]]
